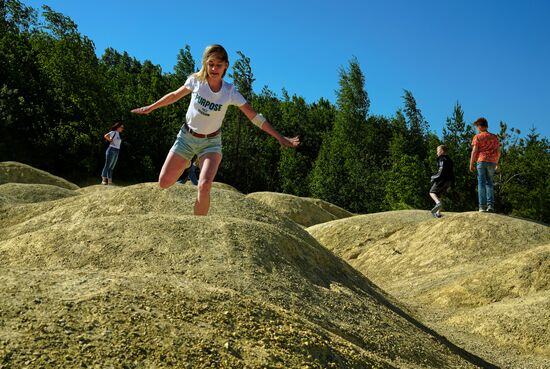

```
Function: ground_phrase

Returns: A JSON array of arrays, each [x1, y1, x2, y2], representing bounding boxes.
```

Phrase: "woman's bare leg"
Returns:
[[159, 151, 190, 189], [194, 152, 222, 216]]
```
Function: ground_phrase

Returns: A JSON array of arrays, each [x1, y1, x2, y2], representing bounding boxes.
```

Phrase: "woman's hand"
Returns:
[[131, 105, 153, 115], [279, 136, 300, 148]]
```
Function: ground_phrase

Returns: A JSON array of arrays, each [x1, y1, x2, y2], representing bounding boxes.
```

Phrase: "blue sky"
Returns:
[[24, 0, 550, 138]]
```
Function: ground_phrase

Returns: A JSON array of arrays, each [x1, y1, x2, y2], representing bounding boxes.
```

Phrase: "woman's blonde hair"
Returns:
[[195, 44, 229, 80]]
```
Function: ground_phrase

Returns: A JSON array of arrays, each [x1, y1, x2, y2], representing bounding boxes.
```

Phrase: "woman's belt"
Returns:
[[183, 123, 221, 138]]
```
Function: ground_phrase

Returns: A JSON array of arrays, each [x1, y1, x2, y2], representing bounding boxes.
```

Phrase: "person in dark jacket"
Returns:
[[429, 145, 454, 218]]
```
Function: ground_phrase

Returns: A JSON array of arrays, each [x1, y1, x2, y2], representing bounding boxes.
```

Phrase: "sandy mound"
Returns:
[[0, 161, 79, 190], [0, 183, 489, 368], [307, 211, 550, 368], [0, 183, 79, 205], [209, 181, 241, 193], [445, 290, 550, 356], [425, 243, 550, 308], [76, 181, 239, 195], [307, 210, 432, 260], [246, 192, 353, 227], [76, 184, 121, 194]]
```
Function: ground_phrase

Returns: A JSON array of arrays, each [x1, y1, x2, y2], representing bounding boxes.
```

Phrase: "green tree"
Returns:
[[497, 128, 549, 223], [281, 97, 337, 197], [230, 51, 254, 101], [248, 87, 287, 192], [310, 57, 372, 212], [442, 102, 476, 210], [277, 95, 314, 196], [219, 51, 271, 193], [1, 2, 111, 180], [385, 154, 429, 209], [174, 44, 195, 85], [0, 0, 35, 33], [402, 89, 429, 159], [0, 1, 42, 164], [384, 97, 431, 210], [493, 121, 521, 214]]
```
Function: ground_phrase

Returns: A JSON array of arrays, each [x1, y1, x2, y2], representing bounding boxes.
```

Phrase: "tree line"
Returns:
[[1, 1, 548, 223]]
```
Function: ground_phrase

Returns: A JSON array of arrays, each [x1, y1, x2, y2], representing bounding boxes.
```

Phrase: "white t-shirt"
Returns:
[[183, 75, 247, 134], [108, 131, 122, 149]]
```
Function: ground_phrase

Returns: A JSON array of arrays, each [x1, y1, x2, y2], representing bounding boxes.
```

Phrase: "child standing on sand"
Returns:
[[429, 145, 454, 218]]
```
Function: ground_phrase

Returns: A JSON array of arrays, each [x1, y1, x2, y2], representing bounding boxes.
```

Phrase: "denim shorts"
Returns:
[[169, 127, 222, 161]]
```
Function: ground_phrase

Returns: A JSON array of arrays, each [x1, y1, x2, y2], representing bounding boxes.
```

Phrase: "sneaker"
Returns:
[[101, 179, 108, 185], [479, 208, 487, 212], [431, 203, 442, 214], [486, 205, 495, 212], [432, 212, 442, 218]]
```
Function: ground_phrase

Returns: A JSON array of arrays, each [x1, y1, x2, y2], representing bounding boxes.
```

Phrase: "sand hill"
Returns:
[[245, 192, 353, 227], [0, 161, 79, 190], [307, 211, 550, 368], [0, 163, 493, 368], [0, 183, 79, 206]]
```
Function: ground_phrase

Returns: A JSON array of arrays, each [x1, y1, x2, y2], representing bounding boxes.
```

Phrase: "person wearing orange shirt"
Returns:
[[469, 117, 500, 212]]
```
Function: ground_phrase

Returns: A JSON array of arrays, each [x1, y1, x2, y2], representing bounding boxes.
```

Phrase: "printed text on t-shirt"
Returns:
[[195, 94, 223, 112]]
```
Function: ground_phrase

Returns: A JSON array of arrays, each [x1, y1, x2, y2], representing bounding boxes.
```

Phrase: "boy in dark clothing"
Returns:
[[429, 145, 454, 218]]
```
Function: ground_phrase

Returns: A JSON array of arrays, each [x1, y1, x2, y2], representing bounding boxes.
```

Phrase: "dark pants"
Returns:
[[429, 180, 451, 197]]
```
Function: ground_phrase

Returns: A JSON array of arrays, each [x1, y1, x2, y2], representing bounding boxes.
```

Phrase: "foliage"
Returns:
[[385, 154, 428, 210], [1, 1, 548, 223], [309, 57, 374, 212], [174, 44, 195, 86], [497, 127, 549, 222], [442, 102, 476, 210]]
